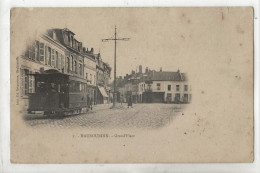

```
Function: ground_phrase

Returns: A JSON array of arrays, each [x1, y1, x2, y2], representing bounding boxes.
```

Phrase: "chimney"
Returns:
[[160, 67, 162, 72], [145, 67, 149, 73], [132, 70, 135, 74], [90, 48, 94, 53], [83, 47, 86, 53], [139, 65, 142, 73]]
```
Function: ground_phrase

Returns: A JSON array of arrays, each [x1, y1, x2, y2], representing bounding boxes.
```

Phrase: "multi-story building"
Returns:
[[19, 30, 67, 111], [117, 66, 192, 104], [83, 48, 97, 104], [95, 53, 112, 104], [141, 69, 192, 103], [18, 28, 112, 112], [48, 28, 85, 78]]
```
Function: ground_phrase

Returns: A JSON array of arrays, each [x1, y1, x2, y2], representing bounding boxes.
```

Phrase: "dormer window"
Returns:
[[70, 36, 73, 47], [53, 31, 57, 40]]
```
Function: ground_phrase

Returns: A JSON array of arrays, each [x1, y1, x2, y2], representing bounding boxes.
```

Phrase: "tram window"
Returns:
[[69, 81, 75, 92], [68, 81, 85, 92], [36, 81, 46, 93], [57, 84, 61, 92], [50, 83, 56, 92], [81, 83, 84, 92], [74, 82, 79, 92], [79, 83, 82, 92]]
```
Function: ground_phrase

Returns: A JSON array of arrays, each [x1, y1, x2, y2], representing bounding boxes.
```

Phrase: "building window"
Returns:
[[90, 74, 92, 84], [66, 57, 70, 73], [79, 63, 82, 75], [157, 83, 161, 90], [20, 69, 35, 97], [168, 85, 171, 91], [74, 60, 77, 74], [94, 75, 96, 84], [61, 54, 64, 71], [53, 31, 57, 40], [184, 94, 189, 103], [175, 93, 180, 103], [86, 73, 88, 80], [70, 56, 73, 72], [184, 85, 188, 91], [25, 43, 36, 60], [166, 93, 172, 102], [70, 36, 73, 47], [176, 85, 179, 91], [67, 34, 70, 45]]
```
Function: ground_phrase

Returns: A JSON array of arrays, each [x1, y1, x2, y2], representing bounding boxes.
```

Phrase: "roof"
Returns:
[[146, 71, 188, 82]]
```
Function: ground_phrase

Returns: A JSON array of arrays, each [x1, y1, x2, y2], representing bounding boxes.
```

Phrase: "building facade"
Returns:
[[95, 53, 112, 104], [117, 66, 192, 104], [83, 49, 97, 104], [18, 28, 112, 112], [19, 31, 67, 112]]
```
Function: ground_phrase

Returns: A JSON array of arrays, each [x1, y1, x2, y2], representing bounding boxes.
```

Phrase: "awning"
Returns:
[[98, 87, 109, 97]]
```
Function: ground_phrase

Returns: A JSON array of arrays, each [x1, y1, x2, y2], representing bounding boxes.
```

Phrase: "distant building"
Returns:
[[117, 66, 192, 104], [141, 69, 191, 103]]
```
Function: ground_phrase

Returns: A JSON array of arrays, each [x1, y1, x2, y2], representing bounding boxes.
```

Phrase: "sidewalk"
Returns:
[[92, 103, 113, 111]]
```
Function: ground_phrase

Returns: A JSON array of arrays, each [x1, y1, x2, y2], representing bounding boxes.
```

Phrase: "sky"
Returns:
[[11, 7, 253, 82]]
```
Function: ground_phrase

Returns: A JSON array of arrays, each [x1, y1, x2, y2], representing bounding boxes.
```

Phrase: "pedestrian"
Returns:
[[128, 95, 133, 108], [90, 97, 93, 110]]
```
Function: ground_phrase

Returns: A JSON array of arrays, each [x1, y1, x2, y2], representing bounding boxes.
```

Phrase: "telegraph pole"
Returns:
[[102, 26, 130, 107]]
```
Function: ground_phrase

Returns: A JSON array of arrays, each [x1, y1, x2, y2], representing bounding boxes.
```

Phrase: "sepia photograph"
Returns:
[[9, 7, 254, 164]]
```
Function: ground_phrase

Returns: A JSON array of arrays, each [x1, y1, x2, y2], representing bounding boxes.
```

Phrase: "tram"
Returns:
[[27, 69, 93, 116]]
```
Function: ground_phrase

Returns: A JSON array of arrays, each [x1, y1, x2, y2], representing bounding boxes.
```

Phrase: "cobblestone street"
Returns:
[[24, 103, 185, 129]]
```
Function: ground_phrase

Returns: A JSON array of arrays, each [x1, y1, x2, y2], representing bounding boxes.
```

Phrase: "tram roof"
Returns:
[[31, 69, 69, 76], [32, 69, 94, 85]]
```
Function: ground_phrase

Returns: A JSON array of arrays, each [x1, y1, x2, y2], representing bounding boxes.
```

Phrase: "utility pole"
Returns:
[[102, 26, 130, 107]]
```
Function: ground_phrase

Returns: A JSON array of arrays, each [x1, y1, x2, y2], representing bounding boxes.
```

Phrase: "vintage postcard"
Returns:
[[10, 7, 254, 163]]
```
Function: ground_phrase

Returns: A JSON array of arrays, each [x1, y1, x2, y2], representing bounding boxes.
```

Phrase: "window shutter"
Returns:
[[45, 45, 48, 65], [35, 41, 40, 61], [39, 42, 45, 62], [51, 49, 55, 67], [56, 51, 59, 69], [61, 54, 64, 71]]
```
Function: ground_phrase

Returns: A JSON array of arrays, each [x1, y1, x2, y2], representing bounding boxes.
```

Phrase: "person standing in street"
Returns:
[[128, 95, 133, 108]]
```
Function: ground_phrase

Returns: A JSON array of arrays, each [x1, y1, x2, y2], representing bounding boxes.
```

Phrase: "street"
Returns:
[[24, 103, 185, 129]]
